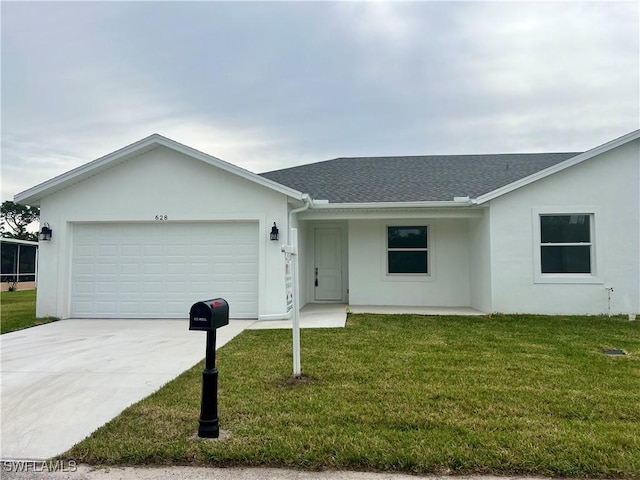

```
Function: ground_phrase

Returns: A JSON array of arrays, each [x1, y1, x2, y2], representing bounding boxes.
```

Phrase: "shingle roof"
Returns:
[[259, 152, 581, 203]]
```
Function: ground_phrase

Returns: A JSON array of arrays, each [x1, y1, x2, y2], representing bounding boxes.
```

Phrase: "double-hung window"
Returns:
[[387, 226, 429, 274], [539, 214, 592, 274]]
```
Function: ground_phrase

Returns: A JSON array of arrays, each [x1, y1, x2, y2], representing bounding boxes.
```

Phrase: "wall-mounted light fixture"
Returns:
[[39, 223, 53, 241], [270, 222, 279, 241]]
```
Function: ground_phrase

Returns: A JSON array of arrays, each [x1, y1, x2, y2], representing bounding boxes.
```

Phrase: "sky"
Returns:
[[2, 1, 639, 202]]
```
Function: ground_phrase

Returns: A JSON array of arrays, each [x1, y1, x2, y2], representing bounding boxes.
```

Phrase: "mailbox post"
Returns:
[[189, 298, 229, 438]]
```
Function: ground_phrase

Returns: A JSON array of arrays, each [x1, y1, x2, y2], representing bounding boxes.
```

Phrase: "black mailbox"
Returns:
[[189, 298, 229, 331], [189, 297, 229, 438]]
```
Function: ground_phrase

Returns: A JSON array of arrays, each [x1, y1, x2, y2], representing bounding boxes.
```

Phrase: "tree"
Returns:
[[1, 201, 40, 241]]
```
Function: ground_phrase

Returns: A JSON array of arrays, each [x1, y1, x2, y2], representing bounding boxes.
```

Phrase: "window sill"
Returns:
[[534, 274, 604, 285], [384, 273, 433, 283]]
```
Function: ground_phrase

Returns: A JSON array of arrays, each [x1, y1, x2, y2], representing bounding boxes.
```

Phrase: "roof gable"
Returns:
[[475, 129, 640, 204], [15, 134, 304, 205]]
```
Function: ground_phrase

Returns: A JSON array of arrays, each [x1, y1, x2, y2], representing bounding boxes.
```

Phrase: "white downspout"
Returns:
[[288, 194, 313, 242]]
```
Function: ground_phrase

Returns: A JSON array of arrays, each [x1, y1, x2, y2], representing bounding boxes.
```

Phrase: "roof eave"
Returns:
[[0, 238, 39, 246], [475, 129, 640, 205], [310, 200, 477, 209]]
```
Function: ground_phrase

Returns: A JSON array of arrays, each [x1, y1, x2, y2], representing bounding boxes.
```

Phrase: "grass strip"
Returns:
[[1, 290, 57, 334]]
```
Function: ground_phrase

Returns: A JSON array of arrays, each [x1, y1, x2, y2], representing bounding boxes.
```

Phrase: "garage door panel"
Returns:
[[96, 263, 117, 274], [236, 263, 257, 274], [166, 257, 187, 264], [119, 278, 140, 287], [96, 282, 116, 294], [144, 244, 163, 255], [236, 281, 257, 293], [71, 223, 258, 319], [120, 264, 140, 274], [165, 302, 186, 316], [189, 264, 209, 274], [75, 245, 95, 256], [73, 282, 94, 294], [166, 281, 187, 291], [74, 263, 94, 275], [73, 301, 93, 315], [214, 263, 234, 274], [190, 244, 209, 256], [141, 302, 163, 315], [166, 244, 186, 255], [119, 291, 140, 300], [142, 282, 162, 293], [119, 302, 138, 314], [98, 245, 117, 256], [166, 263, 186, 273], [143, 263, 163, 274], [121, 245, 140, 256], [96, 301, 117, 313], [189, 282, 209, 292]]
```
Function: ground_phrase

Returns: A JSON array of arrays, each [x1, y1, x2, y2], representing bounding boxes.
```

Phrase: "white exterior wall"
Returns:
[[295, 219, 310, 308], [348, 218, 471, 307], [468, 209, 492, 312], [36, 146, 290, 319], [489, 139, 640, 315]]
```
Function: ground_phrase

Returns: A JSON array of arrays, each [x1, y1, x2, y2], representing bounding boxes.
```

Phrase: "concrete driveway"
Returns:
[[0, 319, 255, 460]]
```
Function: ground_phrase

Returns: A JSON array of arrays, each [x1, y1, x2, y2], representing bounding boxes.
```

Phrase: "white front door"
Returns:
[[314, 227, 342, 301]]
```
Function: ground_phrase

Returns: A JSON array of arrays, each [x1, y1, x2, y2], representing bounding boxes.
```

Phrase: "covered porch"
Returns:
[[295, 205, 491, 313]]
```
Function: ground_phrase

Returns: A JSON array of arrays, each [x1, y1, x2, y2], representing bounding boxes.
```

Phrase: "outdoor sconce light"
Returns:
[[270, 222, 279, 241], [39, 223, 53, 241]]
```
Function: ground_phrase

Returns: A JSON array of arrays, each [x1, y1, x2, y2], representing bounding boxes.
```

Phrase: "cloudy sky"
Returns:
[[2, 1, 638, 202]]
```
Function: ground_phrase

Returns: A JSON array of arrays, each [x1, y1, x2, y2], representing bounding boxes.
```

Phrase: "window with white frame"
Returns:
[[387, 226, 429, 274], [539, 214, 592, 274]]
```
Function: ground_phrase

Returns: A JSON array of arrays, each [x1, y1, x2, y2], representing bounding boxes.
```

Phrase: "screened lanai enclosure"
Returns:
[[1, 238, 38, 291]]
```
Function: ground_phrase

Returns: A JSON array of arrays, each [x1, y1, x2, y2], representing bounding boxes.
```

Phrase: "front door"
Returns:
[[314, 227, 342, 301]]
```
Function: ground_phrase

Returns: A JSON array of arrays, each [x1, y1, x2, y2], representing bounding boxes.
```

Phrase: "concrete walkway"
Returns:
[[348, 305, 484, 316], [249, 304, 348, 330]]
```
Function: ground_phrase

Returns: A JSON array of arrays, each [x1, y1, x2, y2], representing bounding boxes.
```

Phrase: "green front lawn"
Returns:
[[0, 289, 57, 334], [64, 314, 639, 478]]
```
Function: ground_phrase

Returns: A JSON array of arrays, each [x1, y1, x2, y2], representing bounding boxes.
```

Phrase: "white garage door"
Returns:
[[71, 223, 258, 319]]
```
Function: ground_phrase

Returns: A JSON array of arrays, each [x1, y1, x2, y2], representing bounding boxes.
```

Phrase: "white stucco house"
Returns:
[[15, 130, 639, 319]]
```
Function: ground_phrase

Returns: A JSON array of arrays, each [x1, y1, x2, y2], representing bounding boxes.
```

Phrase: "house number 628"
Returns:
[[155, 214, 168, 221]]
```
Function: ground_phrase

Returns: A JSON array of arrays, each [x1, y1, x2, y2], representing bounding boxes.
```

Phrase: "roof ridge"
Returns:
[[260, 151, 582, 175]]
